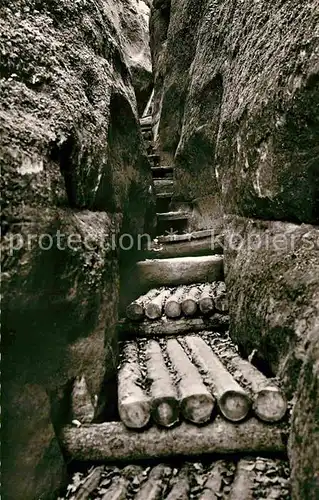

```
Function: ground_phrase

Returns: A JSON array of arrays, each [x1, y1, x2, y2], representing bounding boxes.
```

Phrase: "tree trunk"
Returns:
[[228, 459, 255, 500], [118, 342, 151, 429], [184, 336, 251, 422], [207, 336, 287, 422], [181, 285, 202, 317], [126, 288, 159, 321], [61, 418, 287, 462], [166, 465, 191, 500], [199, 284, 215, 316], [118, 315, 229, 338], [134, 464, 172, 500], [147, 237, 223, 259], [164, 286, 189, 319], [145, 288, 172, 320], [198, 461, 226, 500], [74, 467, 104, 500], [136, 255, 224, 288], [145, 340, 179, 427], [166, 339, 215, 424]]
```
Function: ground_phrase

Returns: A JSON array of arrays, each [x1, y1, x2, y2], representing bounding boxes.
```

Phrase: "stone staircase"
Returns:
[[59, 115, 292, 500]]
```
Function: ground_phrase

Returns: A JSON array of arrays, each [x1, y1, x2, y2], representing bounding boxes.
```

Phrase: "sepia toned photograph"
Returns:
[[1, 1, 318, 499]]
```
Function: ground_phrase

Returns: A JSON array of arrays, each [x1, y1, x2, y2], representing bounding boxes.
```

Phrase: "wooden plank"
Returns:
[[118, 315, 229, 338], [136, 255, 224, 288], [61, 418, 287, 462]]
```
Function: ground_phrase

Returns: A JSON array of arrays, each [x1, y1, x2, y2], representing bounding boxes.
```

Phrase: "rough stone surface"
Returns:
[[151, 0, 319, 225], [289, 328, 319, 500], [224, 216, 319, 396], [118, 0, 153, 114], [1, 1, 153, 499]]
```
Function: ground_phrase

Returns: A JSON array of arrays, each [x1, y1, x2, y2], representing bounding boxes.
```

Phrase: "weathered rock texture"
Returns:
[[224, 216, 319, 497], [1, 1, 152, 499], [289, 328, 319, 500], [224, 216, 319, 395], [150, 1, 319, 497], [151, 0, 319, 226]]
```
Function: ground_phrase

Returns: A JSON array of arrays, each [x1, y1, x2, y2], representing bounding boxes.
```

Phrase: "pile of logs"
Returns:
[[60, 457, 290, 499], [126, 282, 229, 322], [114, 334, 287, 430]]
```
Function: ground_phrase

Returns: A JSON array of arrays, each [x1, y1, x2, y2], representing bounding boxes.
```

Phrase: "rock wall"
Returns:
[[1, 1, 153, 499], [151, 0, 319, 226], [150, 0, 319, 497]]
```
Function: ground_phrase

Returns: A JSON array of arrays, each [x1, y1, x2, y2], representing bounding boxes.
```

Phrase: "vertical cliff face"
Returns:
[[150, 0, 319, 497], [1, 1, 153, 499]]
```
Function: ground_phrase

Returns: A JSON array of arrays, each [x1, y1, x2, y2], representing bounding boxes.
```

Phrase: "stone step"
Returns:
[[147, 234, 223, 259], [156, 211, 189, 222], [63, 458, 290, 500], [156, 211, 190, 236], [154, 179, 174, 197], [135, 255, 224, 288], [151, 165, 174, 178], [140, 115, 152, 126], [148, 153, 161, 165]]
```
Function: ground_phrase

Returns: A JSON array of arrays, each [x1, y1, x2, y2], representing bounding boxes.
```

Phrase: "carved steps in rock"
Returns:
[[156, 211, 190, 235], [154, 179, 174, 197], [151, 165, 174, 178], [135, 255, 224, 288], [146, 234, 223, 259], [63, 458, 290, 499]]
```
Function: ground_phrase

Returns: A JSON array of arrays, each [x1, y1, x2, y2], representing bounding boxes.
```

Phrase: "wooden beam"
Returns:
[[118, 342, 151, 429], [61, 418, 287, 462], [118, 315, 229, 338], [184, 336, 251, 422], [166, 339, 215, 424], [136, 255, 224, 288]]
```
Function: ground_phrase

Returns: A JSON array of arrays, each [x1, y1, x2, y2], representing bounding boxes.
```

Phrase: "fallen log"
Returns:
[[208, 337, 287, 422], [145, 288, 172, 320], [101, 465, 143, 500], [118, 315, 229, 338], [198, 461, 226, 500], [74, 466, 104, 500], [147, 238, 223, 259], [118, 342, 151, 429], [181, 285, 202, 317], [164, 286, 189, 319], [134, 464, 172, 500], [213, 282, 229, 313], [228, 459, 255, 500], [145, 340, 179, 427], [198, 284, 215, 316], [157, 230, 214, 244], [61, 418, 287, 462], [185, 336, 251, 422], [126, 288, 159, 321], [166, 339, 215, 424], [71, 376, 95, 424], [136, 255, 224, 288], [166, 464, 190, 500]]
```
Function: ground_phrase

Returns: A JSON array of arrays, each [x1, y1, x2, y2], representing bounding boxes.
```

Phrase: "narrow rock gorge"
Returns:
[[1, 1, 153, 499], [1, 1, 318, 500]]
